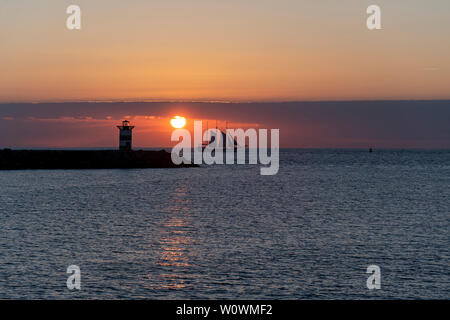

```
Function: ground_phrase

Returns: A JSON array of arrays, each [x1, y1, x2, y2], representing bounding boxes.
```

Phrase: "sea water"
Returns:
[[0, 149, 448, 299]]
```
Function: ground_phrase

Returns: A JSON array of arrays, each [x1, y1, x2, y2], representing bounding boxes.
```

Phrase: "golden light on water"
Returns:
[[170, 116, 186, 129]]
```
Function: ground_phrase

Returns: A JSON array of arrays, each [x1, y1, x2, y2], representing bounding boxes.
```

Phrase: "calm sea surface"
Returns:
[[0, 149, 449, 299]]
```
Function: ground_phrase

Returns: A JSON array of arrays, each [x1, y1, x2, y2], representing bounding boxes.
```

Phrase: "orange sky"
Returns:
[[1, 1, 450, 148], [1, 101, 450, 148], [1, 0, 449, 102]]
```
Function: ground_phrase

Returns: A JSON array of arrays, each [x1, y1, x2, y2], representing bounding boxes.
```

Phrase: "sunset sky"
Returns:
[[1, 0, 449, 102], [1, 101, 450, 148], [0, 1, 449, 148]]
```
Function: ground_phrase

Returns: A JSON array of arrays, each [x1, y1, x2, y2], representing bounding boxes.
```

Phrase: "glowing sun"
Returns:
[[170, 116, 186, 129]]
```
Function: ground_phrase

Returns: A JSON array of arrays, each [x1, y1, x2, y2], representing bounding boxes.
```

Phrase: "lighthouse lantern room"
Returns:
[[117, 120, 135, 151]]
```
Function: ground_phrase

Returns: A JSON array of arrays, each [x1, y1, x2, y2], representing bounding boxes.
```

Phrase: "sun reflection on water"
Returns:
[[145, 185, 195, 291]]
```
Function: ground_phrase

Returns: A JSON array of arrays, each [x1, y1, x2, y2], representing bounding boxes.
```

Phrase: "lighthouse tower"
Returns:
[[117, 120, 135, 151]]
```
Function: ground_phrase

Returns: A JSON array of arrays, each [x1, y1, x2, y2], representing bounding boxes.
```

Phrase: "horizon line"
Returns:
[[2, 98, 450, 105], [4, 147, 450, 151]]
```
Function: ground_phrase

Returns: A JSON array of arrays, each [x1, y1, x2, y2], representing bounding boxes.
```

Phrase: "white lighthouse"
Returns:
[[117, 120, 135, 151]]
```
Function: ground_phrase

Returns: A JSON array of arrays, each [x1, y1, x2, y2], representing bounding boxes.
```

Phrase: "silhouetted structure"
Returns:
[[0, 149, 196, 170], [202, 120, 239, 150], [117, 120, 134, 151], [0, 121, 197, 169]]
